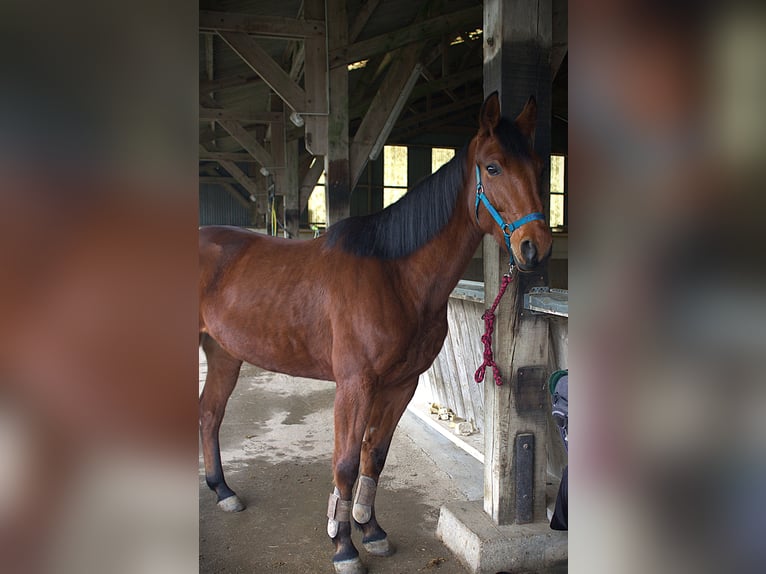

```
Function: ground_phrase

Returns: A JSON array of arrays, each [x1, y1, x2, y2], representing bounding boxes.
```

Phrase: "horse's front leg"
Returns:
[[353, 380, 418, 557], [327, 378, 375, 574]]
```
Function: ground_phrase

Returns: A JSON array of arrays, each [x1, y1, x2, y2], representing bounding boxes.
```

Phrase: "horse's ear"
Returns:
[[480, 91, 501, 132], [515, 95, 537, 142]]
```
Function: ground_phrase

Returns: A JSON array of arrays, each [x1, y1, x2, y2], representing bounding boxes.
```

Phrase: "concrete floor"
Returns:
[[199, 355, 564, 574]]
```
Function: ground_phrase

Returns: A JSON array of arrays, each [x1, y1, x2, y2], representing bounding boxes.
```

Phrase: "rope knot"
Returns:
[[474, 273, 513, 386]]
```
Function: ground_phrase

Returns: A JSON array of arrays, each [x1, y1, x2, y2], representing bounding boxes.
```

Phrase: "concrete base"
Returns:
[[436, 500, 567, 573]]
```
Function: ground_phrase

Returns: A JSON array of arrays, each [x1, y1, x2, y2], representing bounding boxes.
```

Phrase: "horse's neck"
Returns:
[[396, 185, 483, 313]]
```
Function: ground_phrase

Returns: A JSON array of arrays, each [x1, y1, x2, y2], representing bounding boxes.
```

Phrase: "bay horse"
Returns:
[[198, 92, 552, 574]]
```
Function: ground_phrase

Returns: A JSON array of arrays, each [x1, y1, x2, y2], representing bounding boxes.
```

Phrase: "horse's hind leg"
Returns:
[[199, 334, 244, 512], [354, 380, 418, 557]]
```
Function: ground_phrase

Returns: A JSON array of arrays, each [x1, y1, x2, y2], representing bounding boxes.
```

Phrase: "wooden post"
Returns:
[[269, 97, 287, 236], [482, 0, 552, 527], [304, 0, 329, 158], [284, 137, 300, 238], [325, 0, 350, 225]]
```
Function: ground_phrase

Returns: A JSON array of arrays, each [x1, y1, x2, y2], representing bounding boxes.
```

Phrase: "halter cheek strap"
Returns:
[[474, 164, 545, 265]]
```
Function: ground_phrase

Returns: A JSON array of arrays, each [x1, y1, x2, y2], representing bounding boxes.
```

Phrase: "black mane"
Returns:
[[325, 146, 467, 259]]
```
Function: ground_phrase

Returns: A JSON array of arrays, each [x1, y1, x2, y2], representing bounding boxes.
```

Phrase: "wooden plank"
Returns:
[[305, 115, 328, 156], [409, 67, 482, 102], [330, 5, 481, 67], [200, 11, 324, 38], [431, 353, 449, 413], [269, 118, 286, 174], [349, 42, 423, 187], [283, 138, 300, 238], [549, 316, 568, 370], [200, 71, 260, 94], [204, 34, 214, 84], [268, 99, 288, 236], [200, 151, 259, 162], [452, 300, 479, 427], [199, 176, 238, 185], [304, 0, 328, 115], [200, 107, 284, 123], [217, 119, 276, 168], [463, 298, 486, 431], [391, 94, 483, 136], [219, 31, 307, 112], [349, 0, 380, 42], [346, 66, 480, 120], [441, 324, 464, 424], [552, 0, 568, 80], [446, 302, 472, 424], [216, 159, 260, 200]]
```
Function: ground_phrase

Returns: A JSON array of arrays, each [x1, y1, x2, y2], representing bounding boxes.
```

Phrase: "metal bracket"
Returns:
[[515, 433, 535, 524], [515, 366, 547, 413], [523, 286, 569, 317]]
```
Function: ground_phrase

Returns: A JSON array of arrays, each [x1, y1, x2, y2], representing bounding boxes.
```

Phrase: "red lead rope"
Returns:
[[474, 273, 513, 386]]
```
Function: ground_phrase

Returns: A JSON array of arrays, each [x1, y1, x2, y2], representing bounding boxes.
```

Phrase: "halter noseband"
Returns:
[[474, 164, 545, 266]]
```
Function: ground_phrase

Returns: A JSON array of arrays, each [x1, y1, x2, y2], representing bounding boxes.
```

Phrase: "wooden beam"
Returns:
[[305, 116, 328, 156], [348, 66, 482, 120], [299, 156, 325, 215], [216, 159, 260, 200], [325, 0, 350, 225], [199, 107, 283, 123], [303, 0, 329, 114], [350, 42, 424, 187], [219, 31, 307, 113], [204, 34, 214, 85], [200, 72, 261, 94], [349, 0, 380, 42], [199, 126, 216, 145], [330, 5, 481, 67], [217, 119, 276, 168], [552, 0, 568, 80], [392, 93, 483, 133], [199, 175, 237, 184], [288, 40, 305, 82], [199, 151, 259, 162], [200, 11, 324, 38], [267, 99, 286, 175], [283, 139, 300, 238]]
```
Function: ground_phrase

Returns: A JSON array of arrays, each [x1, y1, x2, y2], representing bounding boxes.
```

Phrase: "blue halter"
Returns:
[[474, 164, 546, 266]]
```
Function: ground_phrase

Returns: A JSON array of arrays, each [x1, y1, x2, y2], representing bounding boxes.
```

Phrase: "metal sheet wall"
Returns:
[[199, 185, 251, 226]]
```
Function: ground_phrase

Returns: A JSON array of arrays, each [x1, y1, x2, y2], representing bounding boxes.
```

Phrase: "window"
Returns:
[[383, 145, 408, 207], [549, 154, 566, 229], [431, 147, 455, 172], [307, 171, 326, 227]]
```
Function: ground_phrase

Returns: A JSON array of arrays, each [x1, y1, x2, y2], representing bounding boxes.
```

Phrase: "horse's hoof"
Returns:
[[217, 495, 245, 512], [332, 557, 367, 574], [363, 536, 396, 557]]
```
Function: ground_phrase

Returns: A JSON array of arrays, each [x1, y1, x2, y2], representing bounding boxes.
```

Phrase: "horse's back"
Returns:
[[198, 226, 336, 377], [199, 226, 297, 289]]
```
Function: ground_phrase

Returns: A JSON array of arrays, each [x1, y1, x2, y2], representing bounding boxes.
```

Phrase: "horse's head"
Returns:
[[471, 92, 553, 272]]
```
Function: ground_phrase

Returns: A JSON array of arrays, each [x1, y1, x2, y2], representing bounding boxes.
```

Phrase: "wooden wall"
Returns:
[[417, 283, 568, 446], [418, 285, 487, 431]]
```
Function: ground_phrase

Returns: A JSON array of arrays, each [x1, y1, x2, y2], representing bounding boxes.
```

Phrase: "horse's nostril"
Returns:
[[521, 239, 537, 265]]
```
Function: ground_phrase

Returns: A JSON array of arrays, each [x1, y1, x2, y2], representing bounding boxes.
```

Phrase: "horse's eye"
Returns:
[[486, 164, 501, 176]]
